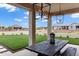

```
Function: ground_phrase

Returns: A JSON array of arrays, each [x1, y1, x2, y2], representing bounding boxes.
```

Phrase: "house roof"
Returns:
[[53, 23, 79, 26], [53, 24, 70, 26], [11, 24, 22, 27], [70, 23, 79, 26]]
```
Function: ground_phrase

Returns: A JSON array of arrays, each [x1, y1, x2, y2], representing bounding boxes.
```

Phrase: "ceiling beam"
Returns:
[[9, 3, 79, 16], [51, 7, 79, 16], [8, 3, 50, 16], [8, 3, 33, 11]]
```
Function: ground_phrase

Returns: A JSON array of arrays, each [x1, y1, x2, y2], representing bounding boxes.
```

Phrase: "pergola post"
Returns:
[[47, 15, 52, 40], [29, 9, 36, 46]]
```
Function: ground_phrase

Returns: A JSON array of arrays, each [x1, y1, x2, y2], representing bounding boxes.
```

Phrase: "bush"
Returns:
[[66, 35, 69, 38], [2, 33, 5, 35], [59, 36, 62, 38], [20, 33, 23, 35]]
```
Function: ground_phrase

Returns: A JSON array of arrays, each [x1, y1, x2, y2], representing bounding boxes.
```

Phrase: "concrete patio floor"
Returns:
[[0, 44, 79, 56]]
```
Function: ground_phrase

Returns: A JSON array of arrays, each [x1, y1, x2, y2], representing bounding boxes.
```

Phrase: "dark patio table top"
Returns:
[[26, 39, 68, 56]]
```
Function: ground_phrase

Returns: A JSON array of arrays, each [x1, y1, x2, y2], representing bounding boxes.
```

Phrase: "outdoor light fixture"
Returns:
[[33, 3, 51, 20], [56, 3, 64, 24]]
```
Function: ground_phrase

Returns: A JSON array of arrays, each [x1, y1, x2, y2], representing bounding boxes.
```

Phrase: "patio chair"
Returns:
[[61, 47, 77, 56]]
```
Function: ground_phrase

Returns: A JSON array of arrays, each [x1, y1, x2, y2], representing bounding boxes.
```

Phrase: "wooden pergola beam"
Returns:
[[9, 3, 79, 16], [29, 8, 36, 46], [51, 7, 79, 15], [8, 3, 33, 11], [9, 3, 50, 16], [19, 3, 51, 16]]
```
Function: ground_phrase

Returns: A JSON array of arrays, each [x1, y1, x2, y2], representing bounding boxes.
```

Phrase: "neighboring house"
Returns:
[[11, 24, 22, 30], [0, 24, 5, 31], [53, 23, 79, 30], [69, 23, 79, 30], [52, 24, 69, 30], [11, 24, 29, 31], [0, 24, 28, 31]]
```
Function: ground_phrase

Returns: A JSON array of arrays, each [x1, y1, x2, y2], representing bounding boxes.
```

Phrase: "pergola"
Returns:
[[9, 3, 79, 46]]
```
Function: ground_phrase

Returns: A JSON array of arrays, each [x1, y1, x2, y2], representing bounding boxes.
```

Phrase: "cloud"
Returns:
[[43, 16, 48, 19], [36, 16, 47, 19], [24, 11, 29, 15], [36, 15, 40, 18], [14, 18, 22, 22], [0, 3, 17, 12], [24, 16, 29, 19], [71, 13, 79, 18], [21, 22, 27, 26], [21, 22, 28, 28], [24, 11, 29, 19], [41, 20, 48, 22]]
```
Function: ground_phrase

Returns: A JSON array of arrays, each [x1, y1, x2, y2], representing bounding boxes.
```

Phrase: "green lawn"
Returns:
[[0, 35, 47, 50], [0, 35, 79, 50], [56, 36, 79, 45], [36, 35, 47, 43], [0, 35, 29, 50]]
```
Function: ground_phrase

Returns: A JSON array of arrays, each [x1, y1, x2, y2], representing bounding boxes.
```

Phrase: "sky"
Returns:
[[0, 3, 79, 28]]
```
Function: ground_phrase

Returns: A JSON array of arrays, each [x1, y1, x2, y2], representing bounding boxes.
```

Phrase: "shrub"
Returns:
[[66, 35, 69, 38], [2, 33, 5, 35], [20, 33, 23, 35], [59, 36, 62, 38]]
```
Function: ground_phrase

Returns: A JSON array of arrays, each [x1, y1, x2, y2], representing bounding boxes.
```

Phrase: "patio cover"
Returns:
[[9, 3, 79, 16]]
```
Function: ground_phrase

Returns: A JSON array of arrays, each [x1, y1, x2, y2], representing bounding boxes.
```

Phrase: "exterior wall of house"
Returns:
[[53, 26, 69, 30], [69, 25, 76, 30], [76, 26, 79, 30], [53, 23, 79, 30], [69, 23, 79, 30]]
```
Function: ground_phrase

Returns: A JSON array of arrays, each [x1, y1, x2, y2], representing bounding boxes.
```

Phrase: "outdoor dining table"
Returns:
[[26, 39, 68, 56]]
